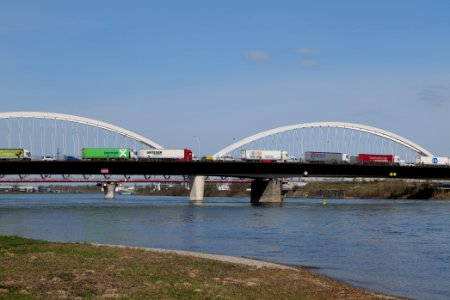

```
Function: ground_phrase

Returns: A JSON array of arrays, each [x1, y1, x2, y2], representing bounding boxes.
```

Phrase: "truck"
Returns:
[[415, 156, 449, 166], [304, 151, 349, 163], [137, 149, 193, 161], [82, 148, 137, 160], [357, 154, 400, 165], [0, 148, 31, 160], [240, 150, 289, 162]]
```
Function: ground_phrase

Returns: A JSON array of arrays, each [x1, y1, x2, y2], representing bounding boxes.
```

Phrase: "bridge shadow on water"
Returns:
[[250, 202, 284, 208]]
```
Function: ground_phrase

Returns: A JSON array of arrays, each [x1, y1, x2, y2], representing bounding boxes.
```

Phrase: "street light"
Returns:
[[194, 135, 201, 158]]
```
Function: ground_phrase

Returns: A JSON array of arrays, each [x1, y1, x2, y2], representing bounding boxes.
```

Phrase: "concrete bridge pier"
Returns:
[[189, 175, 205, 201], [251, 179, 285, 203], [103, 182, 118, 199]]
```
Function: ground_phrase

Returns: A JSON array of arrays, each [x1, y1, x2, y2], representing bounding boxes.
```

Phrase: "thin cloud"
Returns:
[[301, 60, 320, 67], [297, 48, 320, 55], [246, 51, 270, 61], [417, 84, 449, 107]]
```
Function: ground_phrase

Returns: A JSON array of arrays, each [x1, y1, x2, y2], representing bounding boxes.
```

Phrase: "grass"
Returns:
[[0, 236, 401, 299]]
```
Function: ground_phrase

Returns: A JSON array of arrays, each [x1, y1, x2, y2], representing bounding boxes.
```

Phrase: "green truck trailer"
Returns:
[[81, 148, 134, 160], [0, 148, 31, 160]]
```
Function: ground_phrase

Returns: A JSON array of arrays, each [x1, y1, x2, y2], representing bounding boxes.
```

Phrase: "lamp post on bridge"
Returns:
[[194, 135, 201, 158]]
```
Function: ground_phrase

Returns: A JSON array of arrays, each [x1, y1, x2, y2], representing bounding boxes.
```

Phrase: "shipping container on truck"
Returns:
[[137, 149, 193, 161], [82, 148, 136, 160], [357, 154, 400, 165], [415, 156, 450, 166], [304, 151, 349, 163], [0, 148, 31, 160], [240, 150, 289, 162]]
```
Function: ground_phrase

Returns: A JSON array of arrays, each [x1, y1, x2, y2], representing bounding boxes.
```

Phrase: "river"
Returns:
[[0, 194, 449, 299]]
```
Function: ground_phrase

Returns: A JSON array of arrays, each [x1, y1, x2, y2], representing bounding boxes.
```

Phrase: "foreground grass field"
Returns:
[[0, 236, 401, 299]]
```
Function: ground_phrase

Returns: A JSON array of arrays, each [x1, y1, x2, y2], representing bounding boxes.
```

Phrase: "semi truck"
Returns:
[[82, 148, 137, 160], [240, 150, 289, 162], [357, 154, 400, 165], [304, 151, 349, 163], [0, 148, 31, 160], [137, 149, 193, 161]]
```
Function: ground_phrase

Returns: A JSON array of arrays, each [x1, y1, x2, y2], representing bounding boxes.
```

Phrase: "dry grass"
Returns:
[[0, 236, 403, 299]]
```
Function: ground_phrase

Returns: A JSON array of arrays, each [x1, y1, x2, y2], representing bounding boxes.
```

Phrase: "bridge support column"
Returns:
[[189, 175, 205, 201], [251, 179, 284, 203], [103, 182, 117, 199]]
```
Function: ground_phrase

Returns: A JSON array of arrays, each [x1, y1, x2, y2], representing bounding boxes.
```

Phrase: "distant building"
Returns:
[[17, 186, 37, 192]]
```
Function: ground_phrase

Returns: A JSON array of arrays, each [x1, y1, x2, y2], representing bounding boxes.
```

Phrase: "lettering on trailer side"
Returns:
[[146, 151, 163, 155]]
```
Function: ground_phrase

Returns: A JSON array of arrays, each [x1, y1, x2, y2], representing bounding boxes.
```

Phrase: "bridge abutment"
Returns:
[[103, 182, 118, 199], [189, 175, 205, 201], [251, 179, 285, 203]]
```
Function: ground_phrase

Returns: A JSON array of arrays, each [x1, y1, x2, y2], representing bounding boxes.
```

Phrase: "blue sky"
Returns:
[[1, 1, 449, 155]]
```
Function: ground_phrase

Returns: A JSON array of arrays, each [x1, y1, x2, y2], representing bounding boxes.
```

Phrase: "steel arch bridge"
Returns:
[[213, 122, 433, 160], [0, 112, 163, 158]]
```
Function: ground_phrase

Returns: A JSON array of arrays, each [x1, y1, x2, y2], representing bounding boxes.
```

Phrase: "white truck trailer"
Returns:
[[240, 150, 289, 162], [137, 149, 193, 161], [415, 156, 449, 166], [304, 151, 349, 163]]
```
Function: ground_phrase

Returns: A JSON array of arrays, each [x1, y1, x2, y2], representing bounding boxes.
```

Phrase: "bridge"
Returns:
[[1, 112, 448, 201]]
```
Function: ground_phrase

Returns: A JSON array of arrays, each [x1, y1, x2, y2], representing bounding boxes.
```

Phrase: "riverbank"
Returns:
[[134, 180, 450, 200], [0, 236, 402, 299], [285, 180, 450, 200]]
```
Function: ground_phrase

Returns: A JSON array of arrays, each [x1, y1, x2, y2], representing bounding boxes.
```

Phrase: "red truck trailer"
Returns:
[[357, 154, 399, 165]]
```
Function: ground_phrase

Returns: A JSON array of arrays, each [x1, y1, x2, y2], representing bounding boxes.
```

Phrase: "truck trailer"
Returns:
[[240, 150, 289, 162], [82, 148, 136, 160], [137, 149, 193, 161], [0, 148, 31, 160], [357, 154, 400, 165], [304, 151, 349, 163], [415, 156, 449, 166]]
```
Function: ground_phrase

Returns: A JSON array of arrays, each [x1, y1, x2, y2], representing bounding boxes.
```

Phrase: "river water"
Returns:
[[0, 194, 449, 299]]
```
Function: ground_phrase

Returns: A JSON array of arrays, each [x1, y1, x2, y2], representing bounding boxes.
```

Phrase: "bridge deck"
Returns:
[[0, 161, 449, 179]]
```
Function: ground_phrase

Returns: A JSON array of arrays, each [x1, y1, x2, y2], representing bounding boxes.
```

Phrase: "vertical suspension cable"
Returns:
[[287, 130, 291, 156], [62, 121, 66, 157], [18, 118, 23, 148], [29, 119, 33, 157], [82, 125, 86, 149], [358, 131, 361, 154], [72, 122, 76, 155], [349, 130, 354, 156], [52, 118, 56, 156], [77, 124, 81, 155], [342, 128, 346, 154], [335, 127, 339, 153], [300, 129, 304, 159], [7, 119, 11, 148], [40, 120, 44, 155], [366, 133, 370, 153]]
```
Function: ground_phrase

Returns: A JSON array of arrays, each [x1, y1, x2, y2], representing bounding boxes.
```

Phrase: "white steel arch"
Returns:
[[0, 112, 163, 149], [214, 122, 433, 158]]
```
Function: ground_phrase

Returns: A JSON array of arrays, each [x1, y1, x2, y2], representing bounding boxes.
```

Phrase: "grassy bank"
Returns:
[[0, 236, 400, 299]]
